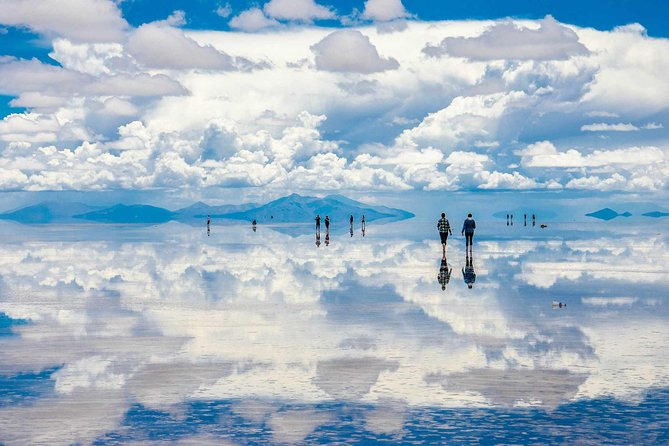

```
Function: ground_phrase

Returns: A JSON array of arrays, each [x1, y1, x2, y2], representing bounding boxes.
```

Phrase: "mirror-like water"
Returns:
[[0, 217, 667, 445]]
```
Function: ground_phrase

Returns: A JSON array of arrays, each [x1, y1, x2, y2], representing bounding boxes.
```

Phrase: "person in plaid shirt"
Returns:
[[437, 212, 452, 257], [437, 256, 452, 291]]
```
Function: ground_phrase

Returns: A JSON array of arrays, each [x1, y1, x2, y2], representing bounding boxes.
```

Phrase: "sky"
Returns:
[[1, 0, 669, 202]]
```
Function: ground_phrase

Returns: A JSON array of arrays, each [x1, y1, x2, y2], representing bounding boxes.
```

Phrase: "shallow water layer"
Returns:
[[0, 217, 668, 445]]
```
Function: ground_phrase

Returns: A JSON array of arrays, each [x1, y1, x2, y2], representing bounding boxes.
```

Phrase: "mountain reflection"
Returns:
[[0, 222, 667, 444]]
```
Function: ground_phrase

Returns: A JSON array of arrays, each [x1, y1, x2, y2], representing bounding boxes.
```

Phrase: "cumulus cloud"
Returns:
[[127, 23, 236, 69], [311, 30, 399, 73], [423, 16, 588, 60], [1, 18, 669, 193], [0, 0, 127, 42], [264, 0, 335, 21], [580, 122, 665, 132], [519, 141, 665, 168], [229, 8, 281, 32], [395, 91, 531, 151], [361, 0, 410, 22]]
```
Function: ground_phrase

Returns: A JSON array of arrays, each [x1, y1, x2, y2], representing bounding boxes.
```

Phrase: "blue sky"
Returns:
[[1, 0, 668, 199]]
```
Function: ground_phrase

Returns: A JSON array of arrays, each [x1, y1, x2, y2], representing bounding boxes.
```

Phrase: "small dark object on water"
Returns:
[[552, 301, 567, 309], [540, 224, 548, 228]]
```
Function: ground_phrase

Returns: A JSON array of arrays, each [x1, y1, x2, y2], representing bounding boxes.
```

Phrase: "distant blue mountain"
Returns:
[[218, 193, 414, 224], [643, 211, 669, 218], [74, 204, 175, 223], [0, 202, 101, 224], [585, 208, 632, 221], [175, 201, 258, 220], [0, 195, 413, 225]]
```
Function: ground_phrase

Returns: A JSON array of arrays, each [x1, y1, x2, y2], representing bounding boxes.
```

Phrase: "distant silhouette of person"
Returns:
[[463, 251, 476, 289], [207, 214, 211, 236], [437, 256, 452, 291], [349, 214, 354, 237], [506, 214, 509, 226], [532, 213, 536, 227], [524, 213, 527, 226], [325, 216, 331, 246], [316, 231, 321, 247], [552, 301, 567, 308], [252, 219, 257, 232], [461, 213, 476, 252], [437, 212, 453, 257], [361, 215, 366, 230], [510, 213, 513, 226], [350, 214, 354, 226], [315, 214, 321, 235], [540, 224, 548, 229]]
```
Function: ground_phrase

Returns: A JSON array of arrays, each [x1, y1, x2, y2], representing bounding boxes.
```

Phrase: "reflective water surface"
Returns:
[[0, 217, 668, 445]]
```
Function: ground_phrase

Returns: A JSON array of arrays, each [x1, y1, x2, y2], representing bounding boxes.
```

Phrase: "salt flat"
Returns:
[[0, 216, 667, 445]]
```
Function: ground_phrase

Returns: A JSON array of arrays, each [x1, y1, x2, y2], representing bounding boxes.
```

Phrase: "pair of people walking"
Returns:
[[437, 212, 476, 253], [437, 212, 477, 291]]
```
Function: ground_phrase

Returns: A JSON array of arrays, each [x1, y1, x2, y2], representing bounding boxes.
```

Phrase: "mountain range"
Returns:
[[0, 194, 413, 225], [585, 208, 632, 221]]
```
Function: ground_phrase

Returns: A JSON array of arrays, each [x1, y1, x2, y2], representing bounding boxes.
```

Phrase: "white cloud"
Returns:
[[311, 30, 399, 73], [423, 16, 588, 60], [0, 18, 668, 193], [127, 23, 236, 69], [581, 122, 639, 132], [361, 0, 410, 22], [582, 297, 639, 306], [474, 170, 540, 190], [565, 173, 627, 191], [229, 8, 280, 32], [519, 141, 665, 168], [395, 91, 531, 151], [0, 0, 127, 42], [215, 3, 233, 18], [584, 111, 619, 118], [264, 0, 335, 21]]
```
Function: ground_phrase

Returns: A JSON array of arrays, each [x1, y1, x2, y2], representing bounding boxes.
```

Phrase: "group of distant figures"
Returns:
[[314, 214, 366, 247], [506, 213, 547, 229]]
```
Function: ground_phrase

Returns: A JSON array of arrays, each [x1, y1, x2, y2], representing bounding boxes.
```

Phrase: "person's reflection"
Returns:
[[462, 251, 476, 289], [350, 225, 353, 237], [361, 226, 365, 237], [316, 231, 321, 247], [252, 219, 257, 232], [437, 256, 452, 291], [325, 230, 330, 246]]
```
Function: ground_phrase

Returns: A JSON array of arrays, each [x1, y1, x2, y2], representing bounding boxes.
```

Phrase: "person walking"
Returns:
[[437, 212, 452, 257], [461, 213, 476, 252], [324, 215, 330, 233], [315, 214, 321, 235]]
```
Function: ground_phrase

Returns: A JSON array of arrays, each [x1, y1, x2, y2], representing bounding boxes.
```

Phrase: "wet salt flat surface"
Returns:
[[0, 218, 668, 445]]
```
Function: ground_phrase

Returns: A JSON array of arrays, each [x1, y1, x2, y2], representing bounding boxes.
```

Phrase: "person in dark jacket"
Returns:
[[461, 213, 476, 252], [463, 251, 476, 289]]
